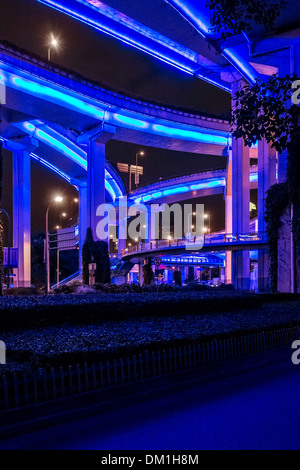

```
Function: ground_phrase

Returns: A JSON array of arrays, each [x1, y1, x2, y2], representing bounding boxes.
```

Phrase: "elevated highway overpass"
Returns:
[[30, 0, 300, 291], [122, 232, 267, 262]]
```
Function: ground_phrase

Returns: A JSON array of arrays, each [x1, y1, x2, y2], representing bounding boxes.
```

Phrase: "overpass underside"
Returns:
[[0, 27, 287, 291]]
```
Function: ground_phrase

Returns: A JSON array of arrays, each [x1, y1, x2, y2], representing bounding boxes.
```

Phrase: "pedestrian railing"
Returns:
[[0, 324, 298, 411], [123, 232, 267, 256]]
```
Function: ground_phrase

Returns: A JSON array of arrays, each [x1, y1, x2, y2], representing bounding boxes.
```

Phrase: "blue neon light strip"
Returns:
[[31, 153, 75, 185], [164, 0, 211, 36], [133, 171, 258, 204], [114, 114, 149, 129], [4, 121, 124, 200], [164, 0, 259, 85], [11, 75, 106, 120], [77, 0, 200, 63], [105, 169, 124, 200], [110, 110, 230, 146], [153, 124, 229, 146], [249, 172, 258, 183], [222, 48, 258, 85], [33, 153, 120, 200], [34, 0, 231, 91], [0, 66, 230, 147], [15, 121, 87, 169], [160, 255, 224, 266]]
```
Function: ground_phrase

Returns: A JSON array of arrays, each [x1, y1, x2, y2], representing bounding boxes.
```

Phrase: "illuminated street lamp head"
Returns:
[[54, 196, 63, 203], [48, 35, 60, 61]]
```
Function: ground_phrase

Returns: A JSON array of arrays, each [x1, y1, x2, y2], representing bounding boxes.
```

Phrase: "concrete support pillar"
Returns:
[[231, 81, 251, 290], [277, 50, 294, 184], [225, 146, 232, 285], [258, 140, 277, 291], [77, 124, 115, 244], [118, 197, 128, 257], [7, 137, 38, 288], [118, 219, 127, 257], [78, 183, 88, 268], [139, 259, 144, 286], [13, 150, 31, 287], [87, 139, 106, 241]]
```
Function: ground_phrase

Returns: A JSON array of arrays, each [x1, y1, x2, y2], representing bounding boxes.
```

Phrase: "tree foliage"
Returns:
[[82, 229, 111, 285], [94, 241, 111, 284], [231, 74, 300, 153], [206, 0, 288, 39], [231, 75, 300, 291]]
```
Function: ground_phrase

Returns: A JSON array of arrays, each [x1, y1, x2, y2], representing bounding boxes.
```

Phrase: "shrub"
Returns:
[[4, 287, 40, 296], [75, 285, 96, 295]]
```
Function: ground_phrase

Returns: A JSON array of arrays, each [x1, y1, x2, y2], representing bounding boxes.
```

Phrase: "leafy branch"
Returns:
[[206, 0, 288, 39], [231, 74, 300, 154]]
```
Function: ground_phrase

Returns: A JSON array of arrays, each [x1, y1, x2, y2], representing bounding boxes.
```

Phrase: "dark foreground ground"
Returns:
[[0, 346, 298, 450], [0, 292, 300, 373]]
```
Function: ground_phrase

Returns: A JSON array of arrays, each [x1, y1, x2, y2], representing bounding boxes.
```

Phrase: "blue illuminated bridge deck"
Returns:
[[130, 166, 258, 204], [0, 41, 231, 158], [122, 232, 267, 260]]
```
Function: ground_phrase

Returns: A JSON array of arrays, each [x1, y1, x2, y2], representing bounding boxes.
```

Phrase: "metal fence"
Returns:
[[123, 232, 267, 256], [1, 324, 299, 411]]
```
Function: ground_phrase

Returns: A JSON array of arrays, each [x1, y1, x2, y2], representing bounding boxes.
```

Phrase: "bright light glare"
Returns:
[[50, 36, 59, 47], [54, 196, 63, 202]]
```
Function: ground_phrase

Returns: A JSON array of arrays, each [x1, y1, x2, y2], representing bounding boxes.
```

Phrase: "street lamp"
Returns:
[[135, 151, 144, 189], [48, 36, 59, 61], [0, 209, 11, 289], [46, 196, 63, 294]]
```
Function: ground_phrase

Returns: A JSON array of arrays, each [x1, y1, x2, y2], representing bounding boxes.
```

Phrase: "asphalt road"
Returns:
[[1, 346, 300, 450]]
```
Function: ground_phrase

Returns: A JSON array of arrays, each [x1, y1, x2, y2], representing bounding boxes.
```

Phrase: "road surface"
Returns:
[[1, 346, 300, 450]]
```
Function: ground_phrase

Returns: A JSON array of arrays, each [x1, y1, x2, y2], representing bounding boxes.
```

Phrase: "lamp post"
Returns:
[[187, 212, 196, 239], [0, 209, 11, 289], [204, 213, 211, 233], [60, 212, 67, 227], [48, 36, 59, 61], [46, 196, 63, 294], [135, 151, 144, 189]]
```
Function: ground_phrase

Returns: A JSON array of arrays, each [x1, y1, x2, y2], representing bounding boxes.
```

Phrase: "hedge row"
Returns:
[[0, 292, 299, 330]]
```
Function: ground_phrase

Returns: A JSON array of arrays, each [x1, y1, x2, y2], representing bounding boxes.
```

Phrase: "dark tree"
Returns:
[[143, 262, 154, 286], [31, 232, 46, 287], [173, 270, 182, 286], [206, 0, 288, 40], [82, 228, 94, 285], [82, 229, 111, 285], [94, 240, 111, 284]]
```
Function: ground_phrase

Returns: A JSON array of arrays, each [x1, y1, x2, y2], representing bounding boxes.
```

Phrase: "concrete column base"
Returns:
[[232, 251, 250, 291], [258, 249, 270, 292]]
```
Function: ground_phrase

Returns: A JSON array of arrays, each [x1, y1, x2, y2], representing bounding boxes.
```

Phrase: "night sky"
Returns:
[[0, 0, 231, 233]]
